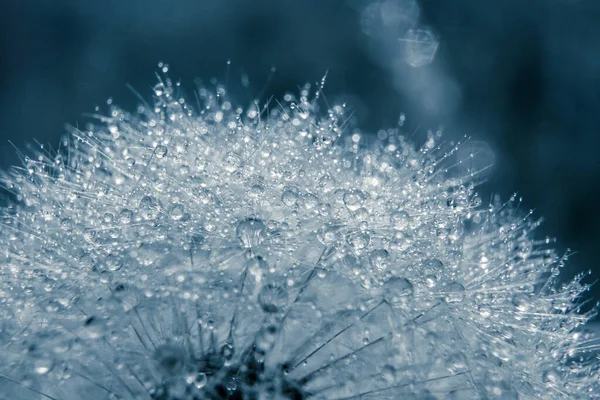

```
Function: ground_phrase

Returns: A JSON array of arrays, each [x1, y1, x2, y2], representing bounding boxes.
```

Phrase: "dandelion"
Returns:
[[0, 66, 599, 399]]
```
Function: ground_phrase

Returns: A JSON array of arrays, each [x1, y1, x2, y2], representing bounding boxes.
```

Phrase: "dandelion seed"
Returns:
[[0, 68, 598, 399]]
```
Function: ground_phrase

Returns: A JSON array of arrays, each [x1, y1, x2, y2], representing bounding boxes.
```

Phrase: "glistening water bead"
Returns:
[[0, 69, 598, 399]]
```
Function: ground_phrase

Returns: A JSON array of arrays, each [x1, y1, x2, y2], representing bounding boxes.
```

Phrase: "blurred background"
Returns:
[[1, 0, 599, 308]]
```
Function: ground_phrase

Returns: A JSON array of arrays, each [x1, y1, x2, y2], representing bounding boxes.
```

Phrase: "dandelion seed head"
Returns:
[[0, 68, 599, 399]]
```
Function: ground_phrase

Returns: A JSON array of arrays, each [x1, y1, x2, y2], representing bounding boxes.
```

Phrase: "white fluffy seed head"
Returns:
[[0, 69, 598, 399]]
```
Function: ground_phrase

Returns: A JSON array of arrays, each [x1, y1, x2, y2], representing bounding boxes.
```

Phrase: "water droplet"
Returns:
[[281, 188, 298, 207], [256, 323, 279, 352], [119, 208, 133, 224], [258, 284, 288, 313], [60, 218, 73, 230], [391, 210, 411, 230], [302, 193, 319, 210], [446, 352, 467, 374], [317, 223, 343, 245], [382, 364, 396, 383], [422, 258, 443, 274], [511, 293, 530, 312], [83, 316, 105, 339], [249, 184, 264, 198], [369, 249, 391, 271], [542, 368, 562, 384], [246, 255, 269, 273], [424, 274, 438, 288], [444, 282, 466, 303], [346, 230, 371, 251], [105, 254, 123, 271], [221, 343, 234, 361], [169, 203, 185, 220], [236, 218, 266, 248], [343, 189, 366, 212], [139, 196, 161, 220], [33, 359, 54, 375], [154, 145, 168, 158], [193, 372, 207, 389], [383, 277, 414, 306], [153, 83, 165, 96], [103, 213, 114, 223]]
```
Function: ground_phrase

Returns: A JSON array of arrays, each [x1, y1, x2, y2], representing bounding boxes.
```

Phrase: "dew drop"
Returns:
[[281, 188, 298, 207], [154, 145, 168, 158], [60, 217, 73, 230], [391, 210, 411, 230], [511, 293, 530, 312], [139, 196, 161, 220], [258, 284, 288, 313], [382, 365, 396, 383], [169, 203, 185, 221], [383, 277, 414, 306], [444, 282, 466, 303], [343, 189, 366, 212], [105, 254, 123, 272], [424, 274, 438, 288], [83, 316, 104, 339], [317, 223, 343, 245], [542, 368, 562, 384], [33, 359, 54, 375], [369, 249, 391, 271], [446, 352, 467, 374], [193, 372, 207, 389], [346, 230, 371, 251], [236, 218, 266, 248], [119, 208, 133, 224], [246, 255, 269, 273], [422, 258, 443, 274]]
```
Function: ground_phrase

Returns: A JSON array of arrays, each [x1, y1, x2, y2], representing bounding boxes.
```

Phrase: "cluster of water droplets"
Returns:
[[0, 67, 598, 399]]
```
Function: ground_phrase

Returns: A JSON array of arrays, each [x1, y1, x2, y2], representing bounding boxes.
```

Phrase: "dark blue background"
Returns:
[[1, 0, 599, 308]]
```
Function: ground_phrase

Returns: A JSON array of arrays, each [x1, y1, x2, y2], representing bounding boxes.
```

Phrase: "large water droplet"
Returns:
[[317, 223, 343, 245], [369, 249, 391, 272], [246, 256, 269, 273], [193, 372, 207, 389], [346, 230, 371, 251], [444, 282, 466, 303], [383, 277, 414, 306], [343, 189, 366, 211], [511, 293, 530, 313], [542, 368, 562, 384], [236, 218, 266, 248], [391, 210, 411, 230], [281, 188, 298, 207], [424, 274, 438, 288], [154, 145, 168, 158], [422, 258, 443, 274], [83, 316, 105, 339], [105, 254, 123, 271], [169, 203, 185, 221], [33, 358, 54, 375], [139, 196, 161, 220], [446, 352, 467, 374], [258, 284, 288, 313], [119, 208, 133, 224]]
